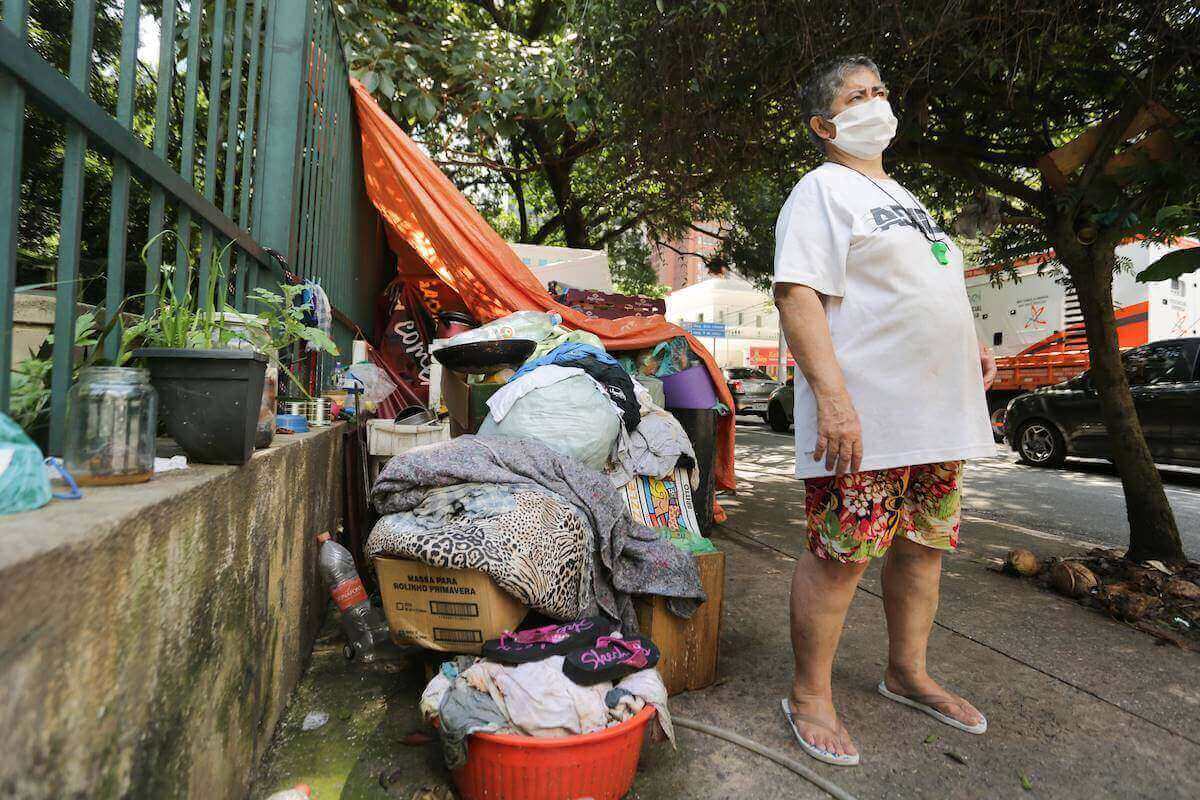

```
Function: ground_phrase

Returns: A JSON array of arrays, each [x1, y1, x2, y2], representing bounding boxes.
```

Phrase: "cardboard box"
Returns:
[[374, 556, 527, 653], [635, 549, 725, 696], [441, 371, 502, 437]]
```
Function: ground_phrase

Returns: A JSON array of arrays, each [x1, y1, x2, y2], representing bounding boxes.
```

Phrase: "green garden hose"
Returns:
[[672, 715, 860, 800]]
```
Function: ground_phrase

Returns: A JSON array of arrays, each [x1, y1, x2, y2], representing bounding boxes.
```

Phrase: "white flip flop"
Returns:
[[780, 698, 861, 766], [876, 681, 988, 735]]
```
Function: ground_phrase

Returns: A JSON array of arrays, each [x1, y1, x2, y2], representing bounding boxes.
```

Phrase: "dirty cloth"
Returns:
[[372, 436, 705, 629], [366, 482, 595, 620], [513, 343, 640, 431], [428, 657, 675, 768], [463, 656, 611, 739], [615, 667, 674, 744], [609, 380, 697, 488], [486, 365, 585, 421], [527, 325, 605, 361], [610, 406, 698, 488], [437, 678, 514, 768]]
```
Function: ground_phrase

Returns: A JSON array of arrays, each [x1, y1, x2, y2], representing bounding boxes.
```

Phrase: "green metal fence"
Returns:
[[0, 0, 382, 453]]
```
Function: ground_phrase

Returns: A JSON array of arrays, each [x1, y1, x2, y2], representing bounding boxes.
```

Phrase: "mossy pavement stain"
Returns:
[[250, 612, 446, 800]]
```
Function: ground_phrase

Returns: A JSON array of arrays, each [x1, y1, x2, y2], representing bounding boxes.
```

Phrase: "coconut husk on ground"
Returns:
[[998, 547, 1200, 652]]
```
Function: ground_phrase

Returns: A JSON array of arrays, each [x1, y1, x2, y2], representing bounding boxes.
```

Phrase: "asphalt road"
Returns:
[[733, 414, 1200, 559]]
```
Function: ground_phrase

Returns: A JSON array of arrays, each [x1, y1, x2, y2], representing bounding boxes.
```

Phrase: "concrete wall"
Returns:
[[0, 427, 343, 799]]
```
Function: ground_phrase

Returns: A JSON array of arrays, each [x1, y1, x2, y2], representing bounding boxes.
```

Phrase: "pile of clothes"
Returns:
[[368, 435, 704, 628], [420, 617, 673, 769], [367, 311, 717, 628]]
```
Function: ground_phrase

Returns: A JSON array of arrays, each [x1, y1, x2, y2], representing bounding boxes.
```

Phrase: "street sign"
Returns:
[[683, 321, 726, 338]]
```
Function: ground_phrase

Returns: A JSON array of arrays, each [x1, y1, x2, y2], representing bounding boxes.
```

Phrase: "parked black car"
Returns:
[[767, 379, 795, 432], [1005, 337, 1200, 468], [724, 367, 780, 418]]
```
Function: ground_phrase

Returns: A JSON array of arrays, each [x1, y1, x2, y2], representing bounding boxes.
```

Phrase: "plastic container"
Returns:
[[133, 348, 267, 465], [452, 706, 656, 800], [661, 365, 718, 409], [366, 419, 449, 456], [275, 413, 309, 433], [63, 367, 157, 485]]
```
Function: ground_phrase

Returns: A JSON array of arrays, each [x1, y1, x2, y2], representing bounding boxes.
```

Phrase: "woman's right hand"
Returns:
[[814, 390, 862, 474]]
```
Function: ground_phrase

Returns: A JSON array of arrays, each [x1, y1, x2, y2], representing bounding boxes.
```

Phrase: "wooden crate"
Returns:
[[635, 550, 725, 696]]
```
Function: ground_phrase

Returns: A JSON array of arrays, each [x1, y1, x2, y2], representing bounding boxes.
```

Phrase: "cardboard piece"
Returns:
[[375, 556, 527, 653], [441, 371, 502, 437]]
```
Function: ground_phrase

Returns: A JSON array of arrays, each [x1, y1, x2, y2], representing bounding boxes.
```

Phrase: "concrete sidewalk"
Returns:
[[253, 443, 1200, 800]]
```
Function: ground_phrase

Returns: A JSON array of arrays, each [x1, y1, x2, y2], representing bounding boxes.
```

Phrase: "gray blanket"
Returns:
[[371, 435, 705, 628]]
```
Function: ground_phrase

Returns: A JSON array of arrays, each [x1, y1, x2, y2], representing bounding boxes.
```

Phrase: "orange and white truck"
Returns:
[[968, 239, 1200, 434]]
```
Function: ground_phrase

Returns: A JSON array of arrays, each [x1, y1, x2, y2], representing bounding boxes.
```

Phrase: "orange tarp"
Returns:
[[350, 79, 736, 492]]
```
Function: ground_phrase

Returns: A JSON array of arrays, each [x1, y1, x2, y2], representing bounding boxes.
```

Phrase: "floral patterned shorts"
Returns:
[[804, 461, 963, 563]]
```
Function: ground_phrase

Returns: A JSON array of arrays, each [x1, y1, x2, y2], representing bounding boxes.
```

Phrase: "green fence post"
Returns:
[[48, 0, 98, 454], [103, 0, 141, 362], [254, 0, 313, 268], [0, 0, 30, 411]]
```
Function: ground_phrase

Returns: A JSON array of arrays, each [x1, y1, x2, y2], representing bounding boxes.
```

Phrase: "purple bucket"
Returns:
[[661, 365, 718, 409]]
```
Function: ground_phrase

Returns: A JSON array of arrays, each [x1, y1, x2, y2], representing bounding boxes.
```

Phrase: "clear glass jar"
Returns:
[[64, 367, 157, 485]]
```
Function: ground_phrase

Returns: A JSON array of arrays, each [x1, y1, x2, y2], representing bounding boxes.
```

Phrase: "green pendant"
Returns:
[[931, 241, 950, 265]]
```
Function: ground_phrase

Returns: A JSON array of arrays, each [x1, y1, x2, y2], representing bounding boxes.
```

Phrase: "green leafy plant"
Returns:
[[248, 283, 339, 356], [132, 231, 339, 400], [8, 232, 342, 437], [9, 305, 136, 436], [135, 232, 236, 351]]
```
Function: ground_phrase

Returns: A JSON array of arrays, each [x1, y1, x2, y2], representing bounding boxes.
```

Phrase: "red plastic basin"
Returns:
[[451, 706, 656, 800]]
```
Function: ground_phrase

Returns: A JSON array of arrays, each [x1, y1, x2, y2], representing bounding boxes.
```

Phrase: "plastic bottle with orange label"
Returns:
[[316, 533, 386, 661]]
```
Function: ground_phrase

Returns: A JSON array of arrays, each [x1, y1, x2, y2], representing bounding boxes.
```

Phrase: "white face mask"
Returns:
[[825, 97, 898, 159]]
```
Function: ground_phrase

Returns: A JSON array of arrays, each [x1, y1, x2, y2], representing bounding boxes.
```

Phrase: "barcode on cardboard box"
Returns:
[[430, 600, 480, 618], [434, 628, 483, 644]]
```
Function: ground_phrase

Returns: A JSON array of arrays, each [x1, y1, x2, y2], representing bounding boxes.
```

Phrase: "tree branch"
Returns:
[[529, 212, 566, 245], [894, 139, 1044, 209]]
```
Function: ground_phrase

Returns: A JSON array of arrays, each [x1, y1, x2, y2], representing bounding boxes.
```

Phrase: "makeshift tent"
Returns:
[[350, 80, 736, 495]]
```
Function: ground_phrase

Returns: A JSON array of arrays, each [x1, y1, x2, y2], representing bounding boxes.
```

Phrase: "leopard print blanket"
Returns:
[[366, 483, 595, 620]]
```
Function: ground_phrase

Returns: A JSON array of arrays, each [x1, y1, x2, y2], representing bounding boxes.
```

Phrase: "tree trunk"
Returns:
[[520, 121, 590, 247], [542, 160, 588, 247], [1056, 239, 1185, 563]]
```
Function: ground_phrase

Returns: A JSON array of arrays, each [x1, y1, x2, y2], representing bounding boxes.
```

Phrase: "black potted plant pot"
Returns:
[[132, 348, 268, 465]]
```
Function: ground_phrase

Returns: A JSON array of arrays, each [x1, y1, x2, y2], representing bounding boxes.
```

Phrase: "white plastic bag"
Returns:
[[478, 374, 619, 470], [345, 362, 398, 405], [448, 311, 562, 346]]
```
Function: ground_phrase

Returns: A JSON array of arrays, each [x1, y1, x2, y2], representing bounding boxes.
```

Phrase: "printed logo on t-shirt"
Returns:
[[870, 205, 944, 238]]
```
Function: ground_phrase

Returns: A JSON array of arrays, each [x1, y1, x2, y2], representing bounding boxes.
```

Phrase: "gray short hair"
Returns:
[[802, 55, 882, 150]]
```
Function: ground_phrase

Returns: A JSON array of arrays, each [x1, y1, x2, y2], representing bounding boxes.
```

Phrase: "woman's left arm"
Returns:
[[979, 340, 996, 389]]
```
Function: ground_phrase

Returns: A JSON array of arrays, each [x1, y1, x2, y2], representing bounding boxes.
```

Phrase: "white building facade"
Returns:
[[664, 275, 792, 375]]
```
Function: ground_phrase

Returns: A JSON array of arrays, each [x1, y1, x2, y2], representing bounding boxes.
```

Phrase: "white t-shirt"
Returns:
[[773, 162, 995, 479]]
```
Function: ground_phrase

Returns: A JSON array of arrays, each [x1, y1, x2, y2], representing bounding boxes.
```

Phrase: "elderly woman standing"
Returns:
[[773, 55, 997, 766]]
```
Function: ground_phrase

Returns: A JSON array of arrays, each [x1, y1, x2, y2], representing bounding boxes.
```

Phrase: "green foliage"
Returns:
[[607, 230, 668, 298], [338, 0, 720, 249], [579, 0, 1200, 281], [1135, 246, 1200, 282], [19, 1, 248, 302], [8, 305, 136, 436], [248, 284, 340, 356], [136, 233, 234, 350]]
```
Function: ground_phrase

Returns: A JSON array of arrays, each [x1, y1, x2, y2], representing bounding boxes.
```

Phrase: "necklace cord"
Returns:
[[826, 161, 946, 245]]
